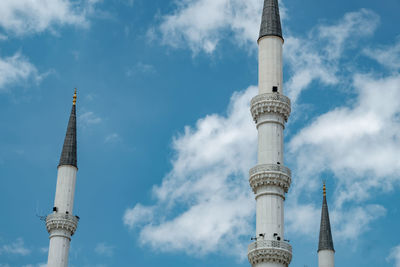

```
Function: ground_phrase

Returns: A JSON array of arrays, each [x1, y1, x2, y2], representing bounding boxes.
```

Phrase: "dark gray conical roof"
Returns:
[[318, 184, 334, 252], [259, 0, 283, 41], [58, 90, 77, 168]]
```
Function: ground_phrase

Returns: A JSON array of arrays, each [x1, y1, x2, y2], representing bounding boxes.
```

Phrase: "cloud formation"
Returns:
[[0, 0, 98, 36], [0, 238, 31, 256], [388, 245, 400, 267], [0, 52, 42, 92], [156, 0, 268, 54], [124, 87, 257, 257]]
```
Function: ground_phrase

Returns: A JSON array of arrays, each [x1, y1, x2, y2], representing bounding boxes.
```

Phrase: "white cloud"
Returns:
[[364, 37, 400, 71], [0, 0, 99, 36], [126, 62, 156, 77], [284, 9, 379, 103], [79, 111, 102, 126], [289, 72, 400, 207], [0, 238, 31, 256], [123, 204, 154, 229], [388, 245, 400, 267], [156, 0, 269, 54], [105, 133, 121, 143], [94, 242, 114, 257], [0, 52, 42, 92], [124, 86, 257, 257]]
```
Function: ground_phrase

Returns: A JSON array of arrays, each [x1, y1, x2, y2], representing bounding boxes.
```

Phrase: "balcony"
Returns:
[[248, 239, 292, 266]]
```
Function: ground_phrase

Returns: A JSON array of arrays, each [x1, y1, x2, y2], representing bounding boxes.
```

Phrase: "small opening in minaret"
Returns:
[[53, 207, 57, 212], [66, 211, 69, 214], [272, 86, 278, 92]]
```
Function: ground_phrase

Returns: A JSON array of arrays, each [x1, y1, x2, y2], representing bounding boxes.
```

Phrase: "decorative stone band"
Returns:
[[248, 239, 292, 266], [249, 164, 291, 193], [250, 93, 291, 123], [46, 213, 79, 236]]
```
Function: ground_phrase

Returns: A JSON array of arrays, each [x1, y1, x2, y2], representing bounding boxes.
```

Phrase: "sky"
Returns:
[[0, 0, 399, 266]]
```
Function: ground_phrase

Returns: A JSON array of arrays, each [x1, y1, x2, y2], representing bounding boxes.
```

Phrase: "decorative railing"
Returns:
[[248, 239, 292, 265], [250, 93, 291, 107], [249, 164, 291, 177], [248, 239, 292, 253], [46, 213, 79, 235], [250, 93, 291, 122]]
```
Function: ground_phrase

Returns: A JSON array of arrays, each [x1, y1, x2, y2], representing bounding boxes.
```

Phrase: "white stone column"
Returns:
[[46, 166, 79, 267], [247, 36, 292, 267], [318, 250, 335, 267]]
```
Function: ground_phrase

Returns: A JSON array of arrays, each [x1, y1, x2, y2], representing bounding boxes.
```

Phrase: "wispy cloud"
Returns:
[[126, 62, 156, 77], [388, 245, 400, 267], [285, 9, 379, 103], [364, 37, 400, 71], [79, 111, 102, 127], [154, 0, 273, 54], [94, 242, 114, 257], [104, 133, 121, 144], [0, 238, 31, 256], [0, 52, 43, 92], [0, 0, 100, 37]]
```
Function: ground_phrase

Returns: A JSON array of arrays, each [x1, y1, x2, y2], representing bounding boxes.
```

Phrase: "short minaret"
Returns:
[[247, 0, 292, 267], [46, 89, 80, 267], [318, 183, 335, 267]]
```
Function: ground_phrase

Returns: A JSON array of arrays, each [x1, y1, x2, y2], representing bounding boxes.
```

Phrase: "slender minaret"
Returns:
[[248, 0, 292, 266], [46, 89, 80, 267], [318, 183, 335, 267]]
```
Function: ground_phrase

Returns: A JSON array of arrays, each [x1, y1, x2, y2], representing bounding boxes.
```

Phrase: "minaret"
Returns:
[[46, 89, 80, 267], [248, 0, 292, 267], [318, 183, 335, 267]]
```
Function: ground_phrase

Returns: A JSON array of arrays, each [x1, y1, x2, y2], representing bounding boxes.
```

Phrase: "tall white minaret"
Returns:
[[247, 0, 292, 267], [46, 89, 79, 267], [318, 183, 335, 267]]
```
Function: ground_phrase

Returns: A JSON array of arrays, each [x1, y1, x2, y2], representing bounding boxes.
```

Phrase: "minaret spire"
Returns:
[[46, 89, 80, 267], [318, 182, 335, 267], [259, 0, 283, 41], [59, 89, 77, 168], [248, 0, 292, 266]]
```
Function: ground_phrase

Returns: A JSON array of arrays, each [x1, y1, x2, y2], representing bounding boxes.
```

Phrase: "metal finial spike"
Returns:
[[323, 182, 326, 197], [73, 88, 77, 105]]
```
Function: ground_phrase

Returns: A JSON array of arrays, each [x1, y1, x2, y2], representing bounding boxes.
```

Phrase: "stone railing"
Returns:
[[250, 93, 291, 123], [248, 239, 292, 266], [249, 164, 292, 193], [46, 213, 79, 236], [249, 164, 291, 177]]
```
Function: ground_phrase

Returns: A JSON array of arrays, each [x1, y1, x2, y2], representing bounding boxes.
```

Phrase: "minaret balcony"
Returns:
[[251, 93, 291, 123], [46, 213, 79, 236], [248, 239, 292, 266], [249, 164, 291, 193]]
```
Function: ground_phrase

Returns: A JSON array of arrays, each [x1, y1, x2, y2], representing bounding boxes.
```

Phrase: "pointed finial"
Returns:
[[323, 181, 326, 197], [73, 88, 77, 105]]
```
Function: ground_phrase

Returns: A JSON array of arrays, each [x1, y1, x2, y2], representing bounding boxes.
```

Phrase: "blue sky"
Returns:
[[0, 0, 399, 266]]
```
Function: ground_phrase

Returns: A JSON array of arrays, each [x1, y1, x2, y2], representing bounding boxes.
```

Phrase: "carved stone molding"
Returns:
[[250, 93, 291, 123], [46, 213, 79, 236], [249, 164, 291, 193], [248, 240, 292, 266]]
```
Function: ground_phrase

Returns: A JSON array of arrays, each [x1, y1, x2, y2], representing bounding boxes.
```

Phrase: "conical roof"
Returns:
[[318, 184, 334, 252], [259, 0, 283, 41], [58, 91, 77, 168]]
